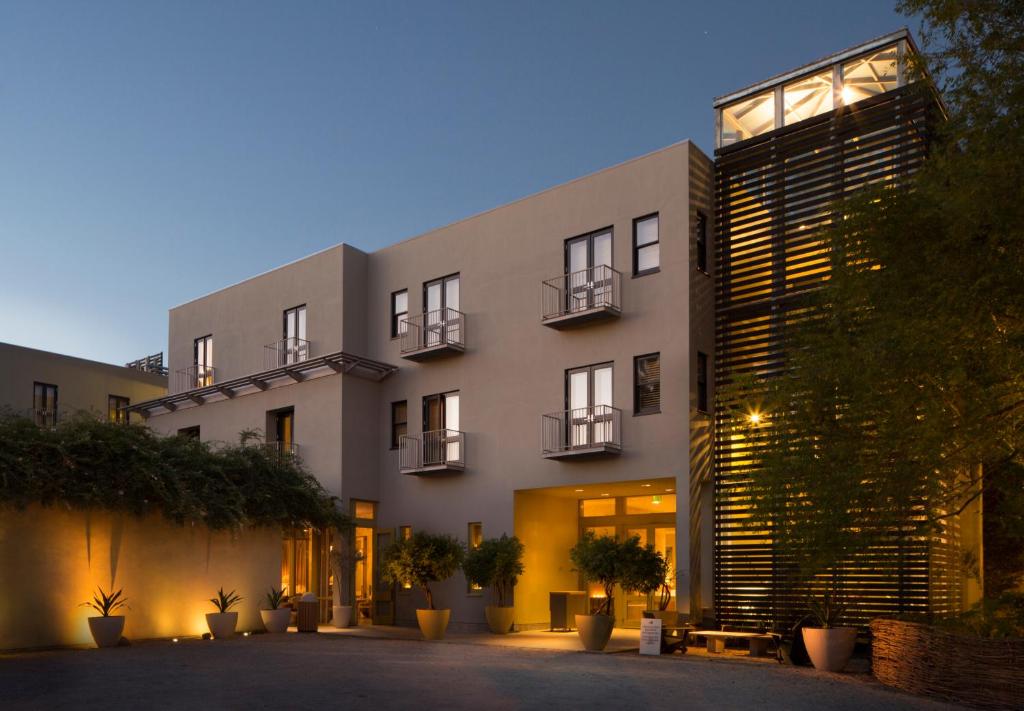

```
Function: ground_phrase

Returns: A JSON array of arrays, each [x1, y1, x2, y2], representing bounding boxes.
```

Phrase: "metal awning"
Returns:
[[128, 350, 397, 418]]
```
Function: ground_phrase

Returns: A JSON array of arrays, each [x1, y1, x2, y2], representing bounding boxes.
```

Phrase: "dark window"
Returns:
[[633, 213, 660, 276], [178, 426, 200, 440], [634, 353, 661, 415], [33, 382, 58, 427], [390, 290, 408, 338], [108, 395, 130, 424], [391, 401, 407, 449], [696, 211, 709, 273], [697, 351, 709, 413]]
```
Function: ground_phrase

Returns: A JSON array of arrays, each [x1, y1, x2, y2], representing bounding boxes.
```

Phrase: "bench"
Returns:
[[694, 630, 777, 656]]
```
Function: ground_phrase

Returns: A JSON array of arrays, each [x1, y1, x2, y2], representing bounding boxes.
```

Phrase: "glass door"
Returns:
[[565, 229, 612, 312], [274, 409, 294, 450], [283, 305, 307, 363], [566, 363, 613, 448], [423, 391, 459, 464], [194, 335, 213, 387], [423, 274, 460, 347]]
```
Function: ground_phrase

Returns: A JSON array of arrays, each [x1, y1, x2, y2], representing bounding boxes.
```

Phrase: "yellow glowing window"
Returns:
[[841, 45, 898, 105], [784, 71, 833, 125], [353, 500, 376, 520], [721, 90, 775, 146], [580, 498, 616, 517], [625, 494, 677, 515]]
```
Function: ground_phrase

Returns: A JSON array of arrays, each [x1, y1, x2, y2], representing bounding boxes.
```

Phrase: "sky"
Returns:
[[0, 0, 913, 365]]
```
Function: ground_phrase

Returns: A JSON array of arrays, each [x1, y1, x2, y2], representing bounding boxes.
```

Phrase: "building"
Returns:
[[126, 29, 972, 632], [0, 342, 168, 426], [133, 139, 715, 629]]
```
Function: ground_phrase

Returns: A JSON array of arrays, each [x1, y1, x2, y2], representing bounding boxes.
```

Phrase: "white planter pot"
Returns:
[[88, 615, 125, 648], [332, 605, 353, 628], [803, 626, 857, 672], [206, 611, 238, 639], [260, 608, 291, 633]]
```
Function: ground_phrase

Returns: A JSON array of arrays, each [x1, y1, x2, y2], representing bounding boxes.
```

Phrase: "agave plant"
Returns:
[[81, 587, 129, 617], [265, 586, 287, 610], [210, 587, 243, 613]]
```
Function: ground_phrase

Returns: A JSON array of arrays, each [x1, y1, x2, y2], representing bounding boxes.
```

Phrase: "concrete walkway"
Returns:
[[0, 632, 961, 710]]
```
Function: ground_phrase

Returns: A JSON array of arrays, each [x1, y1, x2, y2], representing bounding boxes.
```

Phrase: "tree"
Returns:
[[570, 533, 666, 616], [462, 534, 525, 607], [381, 532, 464, 610]]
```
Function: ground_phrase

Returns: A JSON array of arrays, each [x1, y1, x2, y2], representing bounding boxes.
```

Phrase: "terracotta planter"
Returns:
[[206, 612, 238, 639], [416, 609, 451, 640], [260, 608, 291, 633], [332, 605, 353, 629], [802, 626, 857, 672], [88, 615, 125, 648], [575, 614, 614, 651], [485, 606, 515, 634]]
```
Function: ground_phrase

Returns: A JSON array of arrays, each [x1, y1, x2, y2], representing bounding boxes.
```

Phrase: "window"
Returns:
[[720, 89, 776, 146], [178, 426, 200, 440], [468, 522, 483, 593], [784, 70, 833, 125], [33, 382, 58, 428], [390, 290, 408, 338], [422, 274, 460, 347], [841, 45, 898, 105], [696, 212, 709, 273], [282, 305, 308, 363], [399, 525, 412, 541], [566, 363, 613, 446], [633, 214, 660, 276], [565, 228, 614, 313], [580, 498, 616, 517], [634, 353, 661, 415], [108, 395, 130, 424], [423, 391, 461, 463], [391, 401, 407, 449], [193, 334, 213, 387], [353, 500, 376, 520], [270, 408, 294, 450], [697, 351, 709, 413], [625, 494, 677, 515]]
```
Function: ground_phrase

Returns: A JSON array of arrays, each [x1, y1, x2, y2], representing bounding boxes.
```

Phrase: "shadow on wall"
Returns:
[[0, 506, 280, 650]]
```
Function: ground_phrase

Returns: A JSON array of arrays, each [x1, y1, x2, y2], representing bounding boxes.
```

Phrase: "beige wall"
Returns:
[[0, 342, 167, 424], [0, 507, 279, 650]]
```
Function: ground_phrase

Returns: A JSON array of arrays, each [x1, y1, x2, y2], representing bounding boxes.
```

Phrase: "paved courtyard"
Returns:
[[0, 633, 961, 710]]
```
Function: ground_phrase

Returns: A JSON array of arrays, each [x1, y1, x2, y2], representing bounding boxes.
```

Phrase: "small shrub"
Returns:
[[210, 587, 243, 613], [463, 534, 524, 607], [381, 532, 464, 610]]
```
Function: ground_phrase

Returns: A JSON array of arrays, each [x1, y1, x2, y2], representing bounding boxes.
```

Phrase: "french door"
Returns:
[[194, 335, 214, 387], [423, 391, 460, 463], [274, 409, 294, 448], [566, 363, 613, 447], [282, 305, 308, 363], [423, 274, 460, 347], [565, 229, 612, 313]]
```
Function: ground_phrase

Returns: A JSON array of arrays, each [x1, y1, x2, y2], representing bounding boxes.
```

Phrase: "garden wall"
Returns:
[[0, 506, 280, 650]]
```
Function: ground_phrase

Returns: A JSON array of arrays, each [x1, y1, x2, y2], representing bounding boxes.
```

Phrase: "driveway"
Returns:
[[0, 633, 962, 710]]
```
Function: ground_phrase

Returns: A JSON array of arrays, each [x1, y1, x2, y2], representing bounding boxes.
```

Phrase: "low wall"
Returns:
[[0, 506, 280, 650]]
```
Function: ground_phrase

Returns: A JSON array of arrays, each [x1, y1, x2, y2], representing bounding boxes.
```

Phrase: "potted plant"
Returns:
[[260, 586, 290, 633], [802, 585, 856, 672], [81, 587, 128, 648], [463, 534, 524, 634], [622, 545, 672, 625], [381, 531, 464, 640], [206, 587, 243, 639], [569, 533, 668, 651]]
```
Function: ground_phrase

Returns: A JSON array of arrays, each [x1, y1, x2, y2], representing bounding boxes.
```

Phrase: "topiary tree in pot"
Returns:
[[621, 540, 672, 624], [381, 531, 464, 640], [463, 534, 524, 634]]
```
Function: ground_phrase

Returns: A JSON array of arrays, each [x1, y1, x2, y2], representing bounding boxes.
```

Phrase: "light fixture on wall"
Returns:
[[652, 495, 662, 505]]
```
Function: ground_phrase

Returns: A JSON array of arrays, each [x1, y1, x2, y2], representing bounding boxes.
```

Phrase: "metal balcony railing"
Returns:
[[399, 429, 465, 473], [32, 409, 59, 428], [175, 364, 216, 393], [542, 265, 622, 323], [264, 337, 311, 369], [263, 441, 300, 460], [400, 307, 465, 357], [542, 404, 622, 457]]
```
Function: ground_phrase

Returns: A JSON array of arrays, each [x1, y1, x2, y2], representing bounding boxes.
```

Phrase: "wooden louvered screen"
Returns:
[[712, 85, 958, 630], [634, 353, 660, 415]]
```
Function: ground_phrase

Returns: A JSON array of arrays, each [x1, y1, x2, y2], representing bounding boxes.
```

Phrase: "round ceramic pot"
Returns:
[[332, 605, 353, 629], [88, 615, 125, 648], [575, 614, 614, 652], [802, 626, 857, 672], [416, 609, 451, 640], [484, 606, 515, 635], [260, 608, 291, 633], [205, 611, 238, 639]]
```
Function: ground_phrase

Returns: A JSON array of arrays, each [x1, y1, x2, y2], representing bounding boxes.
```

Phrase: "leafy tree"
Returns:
[[570, 533, 666, 616], [381, 531, 464, 610], [462, 534, 525, 607]]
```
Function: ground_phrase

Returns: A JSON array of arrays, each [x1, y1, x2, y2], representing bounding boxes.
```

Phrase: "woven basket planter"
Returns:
[[871, 618, 1024, 709]]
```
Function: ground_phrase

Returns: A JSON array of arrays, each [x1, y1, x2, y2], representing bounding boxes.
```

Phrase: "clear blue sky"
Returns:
[[0, 0, 912, 365]]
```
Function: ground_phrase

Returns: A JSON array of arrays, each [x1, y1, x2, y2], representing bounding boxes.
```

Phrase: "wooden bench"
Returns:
[[694, 630, 777, 656]]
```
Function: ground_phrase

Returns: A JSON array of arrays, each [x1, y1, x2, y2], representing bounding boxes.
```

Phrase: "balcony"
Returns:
[[542, 404, 622, 459], [541, 265, 622, 329], [264, 337, 311, 369], [263, 441, 300, 460], [399, 308, 465, 361], [399, 429, 465, 474], [174, 364, 215, 393]]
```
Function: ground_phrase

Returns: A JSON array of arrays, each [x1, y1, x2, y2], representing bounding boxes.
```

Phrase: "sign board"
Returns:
[[639, 617, 662, 656]]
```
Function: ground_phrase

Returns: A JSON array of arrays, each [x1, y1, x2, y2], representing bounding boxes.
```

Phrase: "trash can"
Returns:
[[296, 592, 319, 633]]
